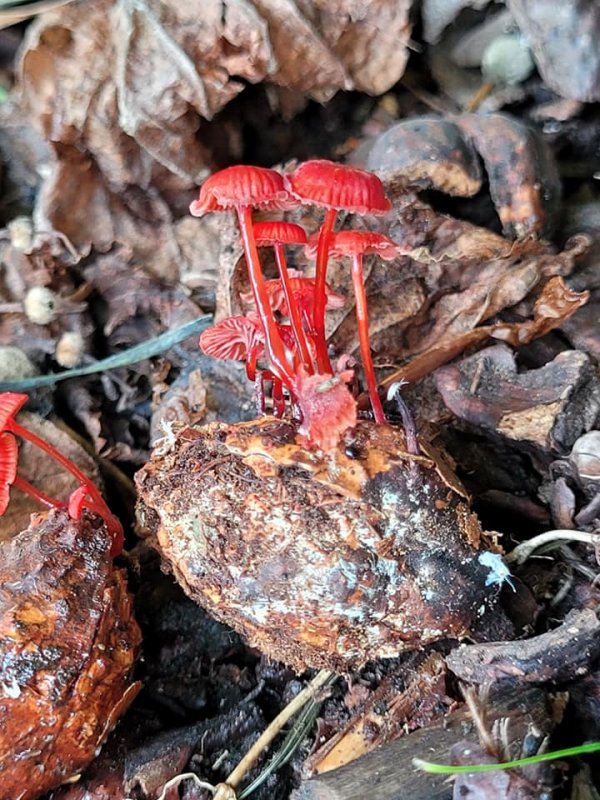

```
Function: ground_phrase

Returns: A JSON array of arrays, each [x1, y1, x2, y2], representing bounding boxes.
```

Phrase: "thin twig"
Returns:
[[213, 669, 335, 799]]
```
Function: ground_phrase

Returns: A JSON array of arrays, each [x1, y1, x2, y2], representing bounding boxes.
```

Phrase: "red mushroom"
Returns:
[[0, 430, 64, 514], [252, 221, 314, 373], [286, 160, 391, 373], [199, 315, 265, 381], [199, 316, 296, 416], [0, 393, 123, 554], [323, 231, 403, 424], [190, 166, 296, 390], [241, 269, 345, 325]]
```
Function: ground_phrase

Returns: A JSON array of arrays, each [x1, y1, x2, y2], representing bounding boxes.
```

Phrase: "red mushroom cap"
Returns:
[[190, 166, 292, 217], [286, 279, 345, 316], [0, 432, 18, 514], [199, 316, 264, 362], [240, 271, 345, 315], [319, 231, 402, 261], [0, 392, 28, 431], [286, 160, 391, 215], [253, 221, 308, 246]]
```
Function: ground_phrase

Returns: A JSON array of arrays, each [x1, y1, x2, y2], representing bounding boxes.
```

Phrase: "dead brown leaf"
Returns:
[[380, 277, 589, 389], [83, 247, 204, 340], [434, 345, 600, 452], [150, 367, 207, 444], [18, 0, 413, 270]]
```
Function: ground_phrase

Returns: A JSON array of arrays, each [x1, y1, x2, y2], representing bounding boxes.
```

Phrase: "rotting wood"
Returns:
[[291, 684, 555, 800], [447, 608, 600, 685]]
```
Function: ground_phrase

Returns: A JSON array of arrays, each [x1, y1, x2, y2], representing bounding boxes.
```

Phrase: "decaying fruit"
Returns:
[[136, 417, 498, 673], [0, 509, 141, 800]]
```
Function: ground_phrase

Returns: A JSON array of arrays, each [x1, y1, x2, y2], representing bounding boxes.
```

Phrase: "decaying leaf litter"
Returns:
[[0, 1, 599, 799]]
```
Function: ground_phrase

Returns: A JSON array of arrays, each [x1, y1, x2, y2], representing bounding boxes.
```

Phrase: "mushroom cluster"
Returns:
[[136, 160, 501, 672], [192, 160, 407, 449]]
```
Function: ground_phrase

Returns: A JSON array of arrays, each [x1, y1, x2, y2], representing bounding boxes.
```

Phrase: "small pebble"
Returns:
[[570, 431, 600, 482]]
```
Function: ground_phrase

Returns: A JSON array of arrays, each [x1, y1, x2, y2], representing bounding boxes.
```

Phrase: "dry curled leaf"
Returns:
[[380, 276, 589, 389], [365, 113, 561, 238], [434, 345, 600, 452], [0, 509, 141, 800], [18, 0, 413, 267]]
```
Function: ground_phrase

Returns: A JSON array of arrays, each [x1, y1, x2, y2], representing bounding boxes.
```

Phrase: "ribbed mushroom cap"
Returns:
[[240, 271, 345, 315], [253, 221, 308, 246], [199, 316, 264, 361], [190, 166, 292, 216], [286, 160, 391, 214], [0, 392, 27, 431], [0, 432, 18, 514], [325, 231, 402, 260]]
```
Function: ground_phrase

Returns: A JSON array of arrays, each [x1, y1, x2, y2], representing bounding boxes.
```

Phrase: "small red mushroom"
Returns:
[[241, 269, 345, 323], [199, 315, 265, 381], [199, 316, 296, 416], [0, 393, 123, 554], [190, 166, 296, 390], [286, 160, 391, 372], [252, 221, 314, 373], [323, 231, 404, 424]]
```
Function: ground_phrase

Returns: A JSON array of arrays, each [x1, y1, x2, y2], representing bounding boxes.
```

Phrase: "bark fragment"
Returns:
[[0, 509, 141, 800]]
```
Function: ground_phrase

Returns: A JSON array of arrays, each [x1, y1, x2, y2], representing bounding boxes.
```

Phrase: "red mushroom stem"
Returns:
[[237, 207, 296, 391], [271, 376, 286, 417], [272, 243, 314, 373], [312, 208, 337, 374], [349, 253, 385, 424], [245, 345, 260, 382], [3, 415, 124, 554], [12, 473, 66, 509]]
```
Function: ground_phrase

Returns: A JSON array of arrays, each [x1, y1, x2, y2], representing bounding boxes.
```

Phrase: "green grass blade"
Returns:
[[413, 740, 600, 774], [0, 316, 212, 392]]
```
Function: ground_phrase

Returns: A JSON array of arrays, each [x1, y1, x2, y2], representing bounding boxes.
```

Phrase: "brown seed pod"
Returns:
[[0, 509, 141, 800], [136, 418, 498, 673]]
